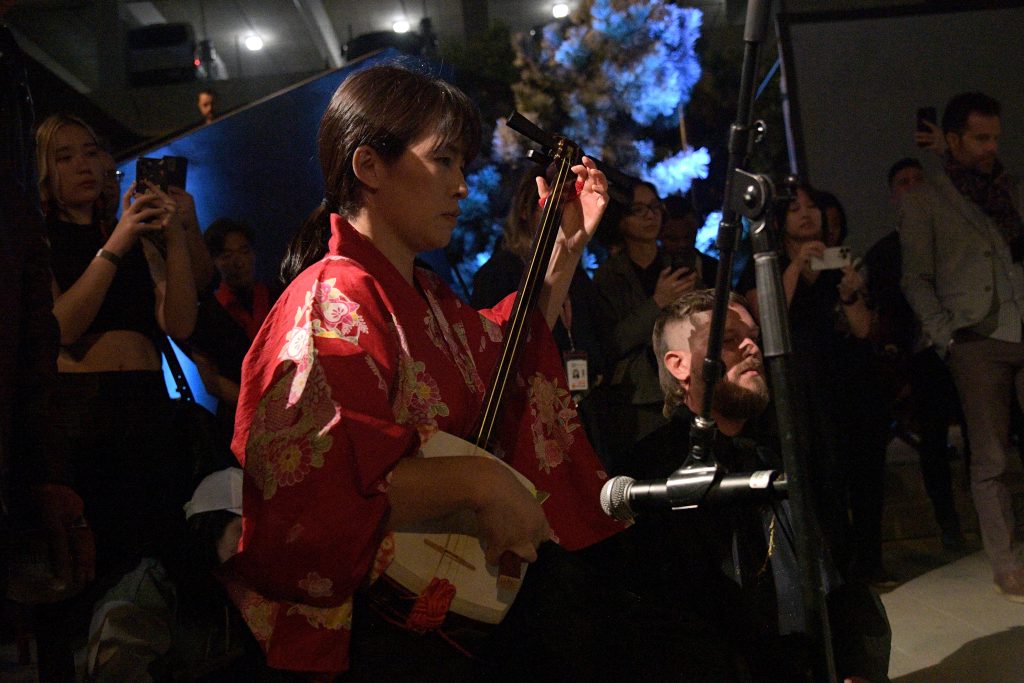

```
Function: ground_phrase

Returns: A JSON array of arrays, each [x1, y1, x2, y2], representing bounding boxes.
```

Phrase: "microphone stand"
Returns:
[[661, 0, 835, 680]]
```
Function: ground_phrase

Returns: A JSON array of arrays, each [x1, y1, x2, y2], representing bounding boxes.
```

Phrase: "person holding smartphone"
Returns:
[[593, 181, 700, 465], [737, 183, 892, 586], [35, 112, 198, 677]]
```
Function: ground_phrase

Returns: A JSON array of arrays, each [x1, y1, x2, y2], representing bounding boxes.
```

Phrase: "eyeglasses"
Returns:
[[628, 200, 663, 217], [104, 170, 125, 182]]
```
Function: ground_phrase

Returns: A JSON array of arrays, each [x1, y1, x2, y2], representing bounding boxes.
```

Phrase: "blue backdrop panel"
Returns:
[[117, 50, 454, 407]]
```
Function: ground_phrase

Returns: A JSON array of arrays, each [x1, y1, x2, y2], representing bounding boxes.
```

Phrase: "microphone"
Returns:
[[600, 468, 787, 522]]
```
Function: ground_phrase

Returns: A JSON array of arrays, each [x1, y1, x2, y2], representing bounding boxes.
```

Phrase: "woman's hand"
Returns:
[[537, 155, 608, 255], [913, 119, 945, 158], [653, 266, 698, 308], [837, 263, 866, 303], [473, 462, 552, 566], [142, 182, 184, 240], [104, 182, 169, 255], [791, 240, 826, 272], [167, 185, 198, 232]]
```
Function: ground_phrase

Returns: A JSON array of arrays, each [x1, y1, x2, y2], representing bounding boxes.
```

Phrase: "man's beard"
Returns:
[[713, 358, 770, 420]]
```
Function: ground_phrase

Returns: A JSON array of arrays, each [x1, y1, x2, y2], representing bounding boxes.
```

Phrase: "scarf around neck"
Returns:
[[945, 152, 1024, 260]]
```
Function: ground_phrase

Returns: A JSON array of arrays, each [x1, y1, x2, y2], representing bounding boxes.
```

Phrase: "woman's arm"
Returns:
[[167, 186, 215, 290], [145, 187, 197, 339], [838, 265, 872, 339], [51, 186, 167, 345], [538, 157, 607, 329], [386, 455, 551, 566]]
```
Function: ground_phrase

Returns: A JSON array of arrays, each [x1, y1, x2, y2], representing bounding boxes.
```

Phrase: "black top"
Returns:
[[47, 219, 158, 341]]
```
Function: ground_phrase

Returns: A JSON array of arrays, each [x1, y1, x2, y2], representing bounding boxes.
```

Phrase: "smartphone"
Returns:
[[916, 106, 937, 139], [671, 249, 697, 273], [809, 246, 852, 271], [161, 156, 188, 189], [135, 156, 163, 192], [134, 155, 188, 191]]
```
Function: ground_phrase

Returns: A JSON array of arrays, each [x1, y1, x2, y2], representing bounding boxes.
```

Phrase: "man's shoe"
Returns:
[[994, 568, 1024, 603]]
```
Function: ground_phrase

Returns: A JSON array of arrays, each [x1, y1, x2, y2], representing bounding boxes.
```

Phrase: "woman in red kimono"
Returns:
[[220, 65, 625, 679]]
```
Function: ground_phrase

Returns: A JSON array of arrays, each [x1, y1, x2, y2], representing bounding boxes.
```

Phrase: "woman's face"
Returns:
[[784, 188, 822, 241], [373, 131, 468, 256], [50, 124, 102, 212], [619, 184, 663, 244]]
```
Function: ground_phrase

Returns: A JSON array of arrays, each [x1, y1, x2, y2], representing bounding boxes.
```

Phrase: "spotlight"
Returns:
[[552, 3, 569, 19], [244, 34, 264, 51], [393, 19, 411, 33]]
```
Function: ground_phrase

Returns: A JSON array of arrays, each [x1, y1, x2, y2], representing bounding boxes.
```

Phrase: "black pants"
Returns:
[[35, 371, 189, 682], [908, 348, 963, 533]]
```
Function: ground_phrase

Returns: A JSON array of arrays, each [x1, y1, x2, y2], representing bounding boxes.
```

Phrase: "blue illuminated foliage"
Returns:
[[450, 165, 501, 290], [514, 0, 708, 195]]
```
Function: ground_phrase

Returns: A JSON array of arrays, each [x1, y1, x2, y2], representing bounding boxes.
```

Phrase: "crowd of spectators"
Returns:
[[2, 37, 1022, 679]]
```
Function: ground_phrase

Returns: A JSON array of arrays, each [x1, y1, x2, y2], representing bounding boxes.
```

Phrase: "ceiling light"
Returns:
[[552, 3, 569, 19], [244, 34, 264, 51], [393, 19, 411, 33]]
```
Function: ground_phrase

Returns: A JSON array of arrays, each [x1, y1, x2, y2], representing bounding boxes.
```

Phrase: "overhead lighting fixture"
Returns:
[[393, 19, 411, 33], [244, 34, 264, 51], [552, 3, 570, 19]]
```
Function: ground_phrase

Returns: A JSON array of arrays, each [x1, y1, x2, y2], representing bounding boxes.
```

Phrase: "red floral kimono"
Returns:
[[220, 215, 622, 673]]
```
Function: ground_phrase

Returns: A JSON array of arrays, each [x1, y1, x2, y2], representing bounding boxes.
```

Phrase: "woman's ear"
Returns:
[[352, 145, 384, 191]]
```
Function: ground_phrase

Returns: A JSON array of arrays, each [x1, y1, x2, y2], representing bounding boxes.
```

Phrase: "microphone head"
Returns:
[[600, 476, 635, 522]]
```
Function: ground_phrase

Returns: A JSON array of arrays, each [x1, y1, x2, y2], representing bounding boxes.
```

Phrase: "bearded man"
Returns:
[[617, 289, 889, 682]]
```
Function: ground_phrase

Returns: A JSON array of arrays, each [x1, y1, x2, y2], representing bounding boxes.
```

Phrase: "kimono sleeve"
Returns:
[[225, 266, 418, 662]]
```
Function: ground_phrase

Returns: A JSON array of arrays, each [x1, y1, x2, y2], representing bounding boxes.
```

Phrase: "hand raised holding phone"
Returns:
[[103, 182, 180, 257]]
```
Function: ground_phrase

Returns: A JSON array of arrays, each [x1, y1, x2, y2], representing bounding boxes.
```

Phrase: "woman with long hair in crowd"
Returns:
[[737, 183, 890, 585], [593, 180, 699, 467], [35, 113, 197, 678], [220, 64, 626, 680]]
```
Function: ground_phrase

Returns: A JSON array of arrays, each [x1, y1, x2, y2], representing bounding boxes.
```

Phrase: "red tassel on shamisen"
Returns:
[[404, 577, 456, 632]]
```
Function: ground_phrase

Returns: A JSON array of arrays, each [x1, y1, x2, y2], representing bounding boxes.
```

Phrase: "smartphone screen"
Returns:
[[671, 249, 697, 273]]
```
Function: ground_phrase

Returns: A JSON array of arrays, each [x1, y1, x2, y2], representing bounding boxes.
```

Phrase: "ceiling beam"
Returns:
[[292, 0, 342, 69]]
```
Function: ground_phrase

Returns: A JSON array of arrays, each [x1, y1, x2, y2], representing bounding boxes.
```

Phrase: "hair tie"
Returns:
[[321, 197, 329, 208]]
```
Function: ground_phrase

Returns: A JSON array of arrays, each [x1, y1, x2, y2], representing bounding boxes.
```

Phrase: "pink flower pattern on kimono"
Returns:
[[247, 360, 341, 500], [298, 572, 334, 599], [392, 354, 450, 442], [312, 278, 369, 343], [226, 586, 279, 645], [286, 601, 353, 631], [279, 289, 316, 407], [526, 372, 580, 474]]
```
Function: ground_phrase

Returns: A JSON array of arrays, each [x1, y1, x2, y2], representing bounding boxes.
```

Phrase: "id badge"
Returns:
[[564, 350, 589, 392]]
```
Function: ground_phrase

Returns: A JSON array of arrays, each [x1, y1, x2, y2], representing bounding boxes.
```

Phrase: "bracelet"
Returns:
[[95, 248, 122, 267], [840, 292, 859, 306]]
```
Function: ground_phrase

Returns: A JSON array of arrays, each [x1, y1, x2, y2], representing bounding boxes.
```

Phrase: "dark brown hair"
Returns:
[[280, 64, 481, 283]]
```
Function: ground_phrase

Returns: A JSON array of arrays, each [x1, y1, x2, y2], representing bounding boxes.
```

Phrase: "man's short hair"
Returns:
[[887, 157, 923, 188], [652, 288, 746, 418], [942, 92, 1000, 135], [204, 217, 253, 258], [197, 88, 217, 100], [662, 194, 698, 222]]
